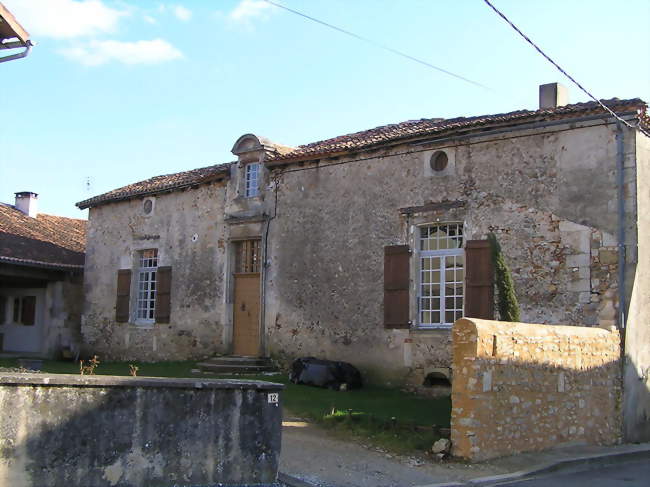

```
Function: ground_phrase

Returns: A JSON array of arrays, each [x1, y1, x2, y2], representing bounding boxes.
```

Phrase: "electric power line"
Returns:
[[263, 0, 490, 90], [482, 0, 634, 129]]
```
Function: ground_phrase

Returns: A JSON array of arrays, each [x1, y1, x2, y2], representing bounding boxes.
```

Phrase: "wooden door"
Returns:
[[232, 239, 261, 356]]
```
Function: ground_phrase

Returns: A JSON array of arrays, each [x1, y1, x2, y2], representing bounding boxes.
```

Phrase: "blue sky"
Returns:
[[2, 0, 649, 218]]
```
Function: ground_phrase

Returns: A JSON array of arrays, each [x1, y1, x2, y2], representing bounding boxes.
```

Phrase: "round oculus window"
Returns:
[[430, 151, 448, 172], [143, 199, 153, 214]]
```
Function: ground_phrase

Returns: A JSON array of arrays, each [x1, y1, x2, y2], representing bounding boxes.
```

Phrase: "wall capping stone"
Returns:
[[0, 372, 284, 391]]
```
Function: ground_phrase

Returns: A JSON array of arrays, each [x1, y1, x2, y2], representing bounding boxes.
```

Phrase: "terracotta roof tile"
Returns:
[[77, 98, 648, 209], [0, 204, 86, 269], [76, 163, 231, 209], [269, 98, 648, 163]]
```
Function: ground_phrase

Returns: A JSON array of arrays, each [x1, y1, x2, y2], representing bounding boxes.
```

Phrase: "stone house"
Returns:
[[77, 84, 650, 441], [0, 192, 86, 357]]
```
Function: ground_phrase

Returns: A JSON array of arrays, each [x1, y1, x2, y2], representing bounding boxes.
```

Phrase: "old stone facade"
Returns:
[[263, 119, 635, 385], [77, 90, 649, 442]]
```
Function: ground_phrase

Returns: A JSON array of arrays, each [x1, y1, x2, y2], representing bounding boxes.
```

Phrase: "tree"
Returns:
[[487, 233, 520, 322]]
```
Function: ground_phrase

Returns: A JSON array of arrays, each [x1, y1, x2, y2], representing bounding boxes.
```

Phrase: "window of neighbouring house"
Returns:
[[10, 296, 36, 326], [0, 296, 5, 325], [245, 163, 260, 198], [136, 249, 158, 322], [235, 239, 261, 273], [418, 223, 464, 328]]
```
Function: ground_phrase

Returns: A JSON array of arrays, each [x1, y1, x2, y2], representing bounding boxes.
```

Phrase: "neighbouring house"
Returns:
[[77, 84, 650, 441], [0, 1, 32, 64], [0, 193, 86, 357]]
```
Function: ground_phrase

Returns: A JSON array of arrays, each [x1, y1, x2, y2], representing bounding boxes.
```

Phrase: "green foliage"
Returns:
[[240, 373, 450, 453], [321, 409, 439, 453], [488, 233, 521, 322]]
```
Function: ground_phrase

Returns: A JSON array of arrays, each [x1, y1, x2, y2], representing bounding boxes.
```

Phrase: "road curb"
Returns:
[[419, 444, 650, 487], [277, 472, 320, 487]]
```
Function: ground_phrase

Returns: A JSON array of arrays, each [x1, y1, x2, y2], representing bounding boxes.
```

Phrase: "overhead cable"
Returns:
[[263, 0, 490, 90], [482, 0, 635, 129]]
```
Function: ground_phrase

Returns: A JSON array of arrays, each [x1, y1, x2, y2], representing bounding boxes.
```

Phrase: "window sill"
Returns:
[[410, 325, 452, 334], [130, 321, 155, 329]]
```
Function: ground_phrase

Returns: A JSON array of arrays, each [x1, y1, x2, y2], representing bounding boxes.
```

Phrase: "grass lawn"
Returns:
[[0, 358, 450, 454], [235, 372, 451, 454], [0, 358, 197, 378]]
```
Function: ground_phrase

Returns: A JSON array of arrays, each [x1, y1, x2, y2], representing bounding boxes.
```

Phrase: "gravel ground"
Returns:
[[280, 419, 505, 487]]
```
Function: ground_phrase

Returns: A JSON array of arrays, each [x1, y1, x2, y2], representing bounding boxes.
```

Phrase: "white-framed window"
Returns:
[[136, 249, 158, 322], [245, 163, 260, 198], [418, 223, 464, 328]]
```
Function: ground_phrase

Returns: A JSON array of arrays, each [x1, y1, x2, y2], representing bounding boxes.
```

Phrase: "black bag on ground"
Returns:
[[289, 357, 362, 390]]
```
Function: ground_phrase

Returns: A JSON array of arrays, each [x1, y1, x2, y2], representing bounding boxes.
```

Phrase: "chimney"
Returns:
[[539, 82, 568, 109], [14, 191, 38, 218]]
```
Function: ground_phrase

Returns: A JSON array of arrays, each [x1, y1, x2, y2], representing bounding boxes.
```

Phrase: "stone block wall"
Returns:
[[82, 182, 230, 361], [451, 318, 621, 461], [0, 374, 283, 487]]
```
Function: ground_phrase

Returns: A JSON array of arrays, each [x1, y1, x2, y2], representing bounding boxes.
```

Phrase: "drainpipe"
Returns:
[[0, 40, 33, 64], [260, 171, 280, 358], [616, 122, 626, 335]]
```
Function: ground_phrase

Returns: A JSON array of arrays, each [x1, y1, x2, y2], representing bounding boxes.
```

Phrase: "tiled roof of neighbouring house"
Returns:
[[0, 203, 86, 269], [268, 98, 648, 163], [76, 163, 231, 210]]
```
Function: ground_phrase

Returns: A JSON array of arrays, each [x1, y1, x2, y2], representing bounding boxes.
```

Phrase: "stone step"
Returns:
[[201, 356, 272, 367], [196, 356, 278, 374]]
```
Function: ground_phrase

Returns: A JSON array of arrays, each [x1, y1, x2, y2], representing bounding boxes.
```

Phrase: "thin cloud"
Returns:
[[173, 5, 192, 22], [59, 38, 183, 66], [4, 0, 127, 39], [229, 0, 273, 24]]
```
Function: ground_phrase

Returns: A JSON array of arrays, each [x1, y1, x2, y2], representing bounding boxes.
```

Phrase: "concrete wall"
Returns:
[[451, 318, 621, 462], [624, 130, 650, 442], [0, 373, 283, 487], [82, 181, 230, 361], [264, 120, 628, 385]]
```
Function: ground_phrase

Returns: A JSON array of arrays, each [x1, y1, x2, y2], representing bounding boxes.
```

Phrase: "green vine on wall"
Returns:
[[487, 233, 521, 322]]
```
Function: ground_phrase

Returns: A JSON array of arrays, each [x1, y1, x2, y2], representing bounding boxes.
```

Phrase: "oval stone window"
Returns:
[[143, 199, 153, 215], [430, 151, 448, 172]]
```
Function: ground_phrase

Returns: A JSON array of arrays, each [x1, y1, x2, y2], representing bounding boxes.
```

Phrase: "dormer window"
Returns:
[[245, 163, 260, 198]]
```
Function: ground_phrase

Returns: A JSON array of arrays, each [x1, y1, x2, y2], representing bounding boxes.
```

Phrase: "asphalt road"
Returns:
[[493, 460, 650, 487]]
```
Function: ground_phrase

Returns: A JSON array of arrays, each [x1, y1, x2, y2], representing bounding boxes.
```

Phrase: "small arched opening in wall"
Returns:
[[423, 371, 452, 388], [419, 369, 452, 397]]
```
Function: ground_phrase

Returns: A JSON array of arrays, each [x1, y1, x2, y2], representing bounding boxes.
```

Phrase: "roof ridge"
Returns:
[[77, 161, 232, 209], [38, 213, 87, 222], [273, 97, 646, 162]]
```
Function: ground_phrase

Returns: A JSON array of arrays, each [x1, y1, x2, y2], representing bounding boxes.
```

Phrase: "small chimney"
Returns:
[[539, 82, 568, 109], [14, 191, 38, 218]]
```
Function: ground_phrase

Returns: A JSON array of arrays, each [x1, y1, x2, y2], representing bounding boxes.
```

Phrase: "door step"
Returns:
[[196, 356, 278, 375]]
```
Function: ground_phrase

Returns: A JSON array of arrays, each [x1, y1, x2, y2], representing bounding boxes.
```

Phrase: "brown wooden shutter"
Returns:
[[465, 240, 494, 320], [21, 296, 36, 326], [384, 245, 411, 328], [155, 266, 172, 324], [0, 296, 5, 325], [115, 269, 131, 323]]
